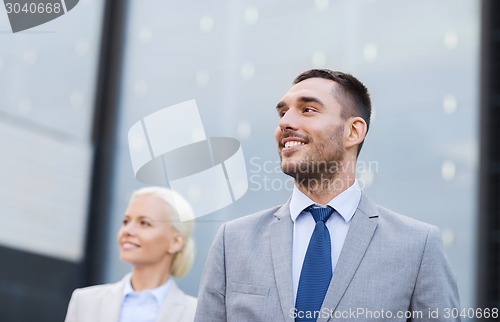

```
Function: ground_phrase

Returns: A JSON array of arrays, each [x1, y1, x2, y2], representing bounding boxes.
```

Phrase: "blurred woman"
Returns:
[[65, 187, 197, 322]]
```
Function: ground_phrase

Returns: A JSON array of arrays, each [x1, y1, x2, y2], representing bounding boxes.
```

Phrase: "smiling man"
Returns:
[[195, 69, 460, 322]]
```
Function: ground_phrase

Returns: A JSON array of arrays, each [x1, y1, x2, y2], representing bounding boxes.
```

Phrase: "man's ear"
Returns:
[[345, 117, 367, 149]]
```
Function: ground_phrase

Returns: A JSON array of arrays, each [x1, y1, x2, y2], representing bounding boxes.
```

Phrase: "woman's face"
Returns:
[[117, 195, 183, 269]]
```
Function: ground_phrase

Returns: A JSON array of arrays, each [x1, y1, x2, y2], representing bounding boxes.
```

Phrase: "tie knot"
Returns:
[[308, 206, 334, 223]]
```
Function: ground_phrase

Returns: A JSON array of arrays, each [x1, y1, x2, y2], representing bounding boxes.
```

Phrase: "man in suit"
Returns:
[[194, 69, 460, 321]]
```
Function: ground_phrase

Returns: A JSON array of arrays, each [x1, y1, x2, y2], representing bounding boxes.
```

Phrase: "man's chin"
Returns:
[[281, 159, 339, 182], [281, 160, 305, 178]]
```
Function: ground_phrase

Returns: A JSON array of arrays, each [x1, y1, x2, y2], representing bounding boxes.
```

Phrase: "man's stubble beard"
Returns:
[[280, 125, 345, 186]]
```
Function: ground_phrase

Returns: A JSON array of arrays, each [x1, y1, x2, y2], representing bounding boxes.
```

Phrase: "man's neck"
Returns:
[[295, 173, 355, 205]]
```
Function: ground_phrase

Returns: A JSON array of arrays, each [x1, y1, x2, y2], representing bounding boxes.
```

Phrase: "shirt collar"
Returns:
[[289, 180, 361, 223], [122, 273, 173, 305]]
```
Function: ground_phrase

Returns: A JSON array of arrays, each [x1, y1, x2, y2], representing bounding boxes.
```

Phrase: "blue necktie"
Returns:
[[295, 206, 334, 322]]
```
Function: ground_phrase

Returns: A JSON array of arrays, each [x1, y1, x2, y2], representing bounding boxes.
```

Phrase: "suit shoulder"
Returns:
[[224, 204, 283, 230], [360, 195, 434, 230], [380, 205, 434, 228], [173, 282, 197, 306], [369, 204, 442, 245], [72, 281, 122, 298], [184, 293, 198, 307]]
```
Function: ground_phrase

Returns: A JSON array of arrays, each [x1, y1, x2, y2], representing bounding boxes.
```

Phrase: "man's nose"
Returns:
[[278, 109, 299, 131]]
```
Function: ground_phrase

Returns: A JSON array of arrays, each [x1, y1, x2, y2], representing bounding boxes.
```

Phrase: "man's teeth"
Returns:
[[284, 141, 305, 148]]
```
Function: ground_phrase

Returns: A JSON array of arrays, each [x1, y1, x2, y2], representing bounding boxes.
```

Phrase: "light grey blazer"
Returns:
[[195, 194, 460, 322], [65, 276, 197, 322]]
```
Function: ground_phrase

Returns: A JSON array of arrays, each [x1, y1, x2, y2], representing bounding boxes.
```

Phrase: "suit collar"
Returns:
[[157, 280, 190, 322], [355, 192, 381, 219], [273, 197, 292, 220], [122, 273, 173, 307], [271, 194, 379, 322], [270, 199, 295, 321], [319, 193, 379, 322], [98, 275, 192, 322], [289, 180, 361, 223], [100, 277, 126, 322]]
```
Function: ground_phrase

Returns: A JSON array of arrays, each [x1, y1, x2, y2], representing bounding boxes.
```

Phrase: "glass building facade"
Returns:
[[0, 1, 485, 320]]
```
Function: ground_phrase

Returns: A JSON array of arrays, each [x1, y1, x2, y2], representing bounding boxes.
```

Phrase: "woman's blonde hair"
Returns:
[[131, 186, 195, 277]]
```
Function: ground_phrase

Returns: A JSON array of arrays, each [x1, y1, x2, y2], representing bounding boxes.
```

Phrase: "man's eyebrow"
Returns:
[[276, 96, 325, 110], [276, 101, 287, 110], [297, 96, 325, 106]]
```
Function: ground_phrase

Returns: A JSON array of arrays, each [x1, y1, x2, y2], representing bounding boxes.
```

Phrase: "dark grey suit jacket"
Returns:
[[195, 194, 460, 322]]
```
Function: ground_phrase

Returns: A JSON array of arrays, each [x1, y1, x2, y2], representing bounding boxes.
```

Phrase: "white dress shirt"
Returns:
[[119, 273, 173, 322], [290, 180, 361, 301]]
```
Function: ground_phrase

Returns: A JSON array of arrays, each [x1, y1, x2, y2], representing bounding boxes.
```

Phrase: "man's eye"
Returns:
[[304, 107, 315, 113], [140, 220, 151, 227], [122, 219, 129, 225]]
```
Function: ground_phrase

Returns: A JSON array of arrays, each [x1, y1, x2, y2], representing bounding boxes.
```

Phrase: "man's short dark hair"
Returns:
[[293, 69, 372, 156]]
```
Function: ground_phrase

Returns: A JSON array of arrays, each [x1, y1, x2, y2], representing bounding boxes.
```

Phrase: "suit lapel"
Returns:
[[100, 278, 125, 322], [319, 194, 378, 322], [157, 281, 186, 322], [269, 200, 295, 322]]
